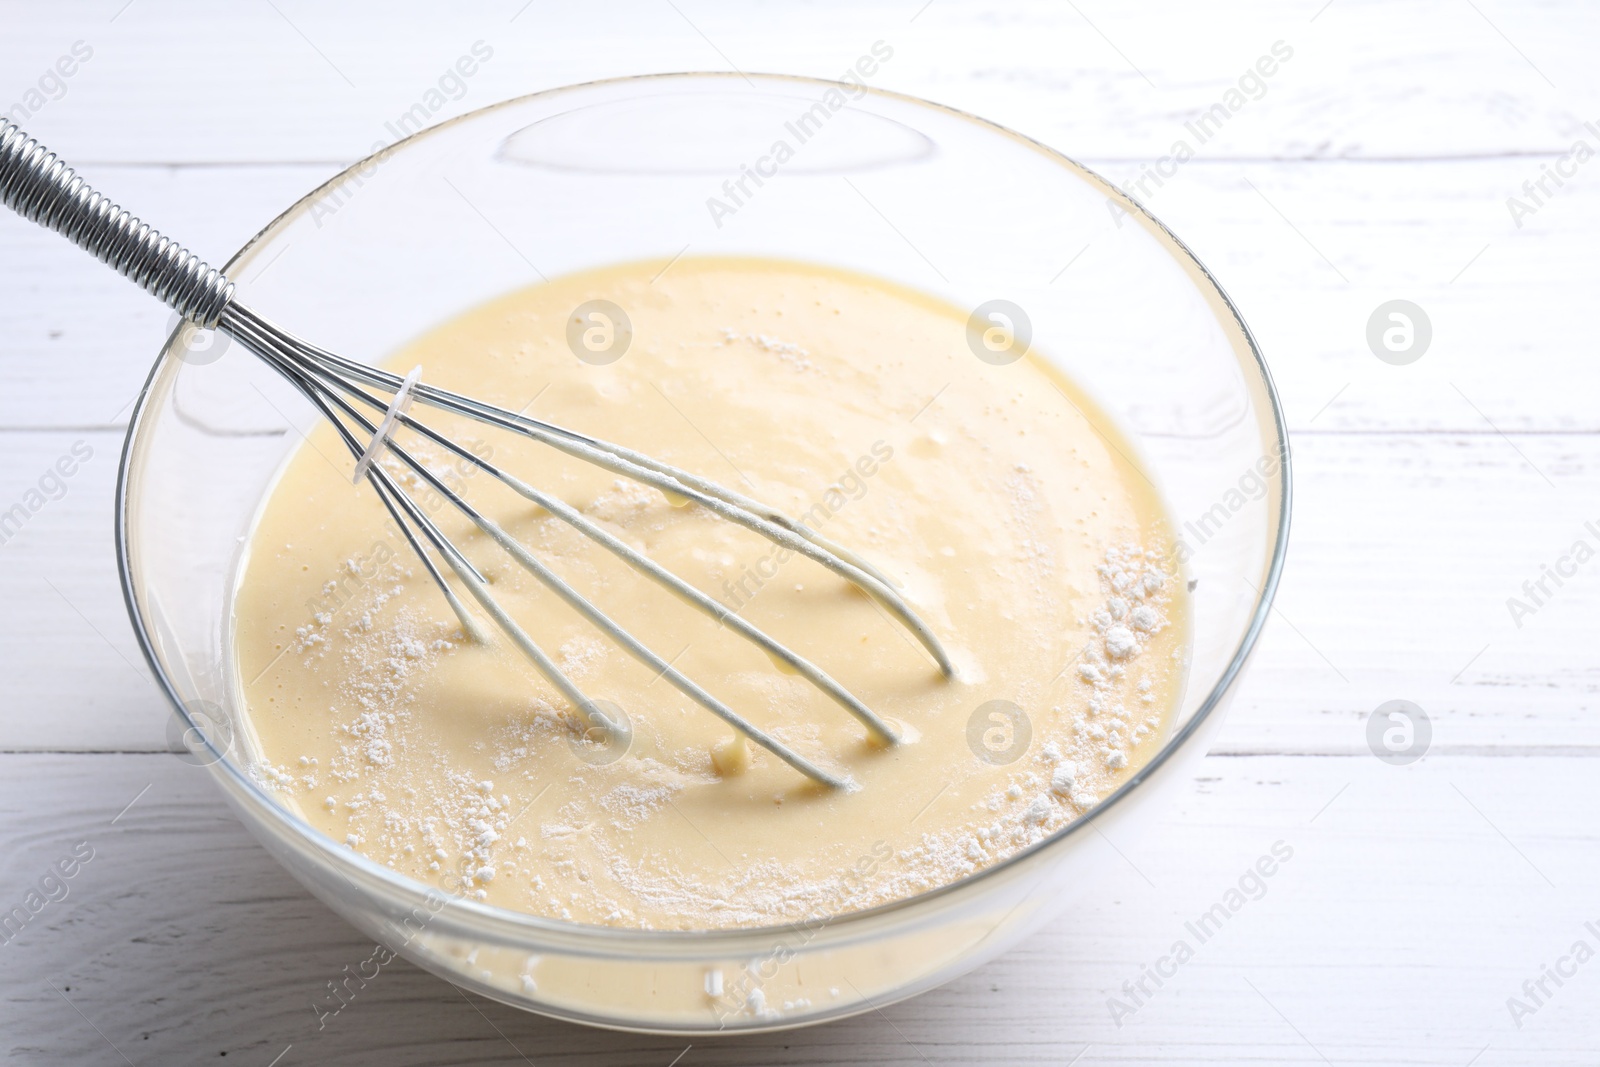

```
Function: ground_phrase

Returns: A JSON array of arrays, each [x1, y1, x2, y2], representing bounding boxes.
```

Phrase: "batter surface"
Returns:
[[233, 257, 1188, 930]]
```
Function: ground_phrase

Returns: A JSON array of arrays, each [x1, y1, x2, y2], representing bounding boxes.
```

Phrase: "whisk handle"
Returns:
[[0, 120, 234, 328]]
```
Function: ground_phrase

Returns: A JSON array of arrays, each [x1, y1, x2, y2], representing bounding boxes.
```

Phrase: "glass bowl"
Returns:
[[117, 73, 1290, 1034]]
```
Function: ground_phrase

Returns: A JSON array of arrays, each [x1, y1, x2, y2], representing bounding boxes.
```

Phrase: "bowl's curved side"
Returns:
[[114, 71, 1291, 1032]]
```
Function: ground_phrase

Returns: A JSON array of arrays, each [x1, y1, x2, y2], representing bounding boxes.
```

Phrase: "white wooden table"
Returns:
[[4, 1, 1598, 1062]]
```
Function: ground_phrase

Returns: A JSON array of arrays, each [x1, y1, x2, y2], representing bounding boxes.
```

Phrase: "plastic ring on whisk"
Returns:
[[352, 364, 422, 484]]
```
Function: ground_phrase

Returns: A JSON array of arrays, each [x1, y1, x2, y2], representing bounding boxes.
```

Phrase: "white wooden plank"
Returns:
[[0, 751, 1594, 1064], [2, 429, 1596, 755], [0, 0, 1593, 164]]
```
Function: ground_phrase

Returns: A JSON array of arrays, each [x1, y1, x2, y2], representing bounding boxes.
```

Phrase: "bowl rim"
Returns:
[[115, 70, 1293, 948]]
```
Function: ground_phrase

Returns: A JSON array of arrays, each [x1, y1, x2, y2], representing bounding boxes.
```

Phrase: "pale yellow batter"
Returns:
[[233, 258, 1187, 930]]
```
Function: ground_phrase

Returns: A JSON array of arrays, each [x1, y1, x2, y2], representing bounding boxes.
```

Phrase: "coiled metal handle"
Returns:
[[0, 120, 233, 328]]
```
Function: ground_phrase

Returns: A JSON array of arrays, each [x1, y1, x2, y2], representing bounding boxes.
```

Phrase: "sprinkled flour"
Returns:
[[248, 540, 1179, 928], [232, 257, 1189, 934]]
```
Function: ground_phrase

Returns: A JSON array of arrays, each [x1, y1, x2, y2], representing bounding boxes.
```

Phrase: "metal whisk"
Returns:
[[0, 121, 952, 789]]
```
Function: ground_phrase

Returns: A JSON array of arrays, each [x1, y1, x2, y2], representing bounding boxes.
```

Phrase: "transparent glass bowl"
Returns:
[[117, 74, 1290, 1034]]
